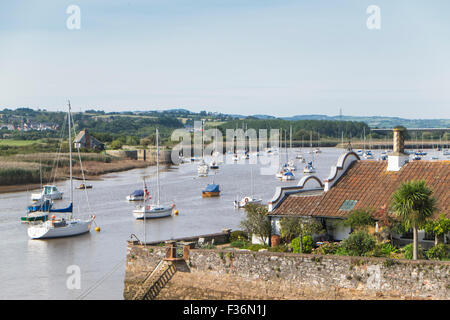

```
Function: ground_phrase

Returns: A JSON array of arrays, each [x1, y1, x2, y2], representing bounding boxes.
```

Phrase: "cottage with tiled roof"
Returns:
[[73, 129, 105, 150], [267, 128, 449, 247]]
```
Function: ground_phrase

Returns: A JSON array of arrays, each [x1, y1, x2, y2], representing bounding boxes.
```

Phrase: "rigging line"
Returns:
[[76, 258, 125, 300], [49, 114, 67, 186], [70, 113, 95, 217]]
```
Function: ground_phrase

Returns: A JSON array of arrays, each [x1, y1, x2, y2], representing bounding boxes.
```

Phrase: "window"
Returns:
[[423, 231, 435, 241], [339, 200, 358, 211], [401, 229, 413, 239]]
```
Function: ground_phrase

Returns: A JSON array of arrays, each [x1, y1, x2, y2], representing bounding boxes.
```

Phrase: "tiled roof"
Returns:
[[270, 160, 449, 219]]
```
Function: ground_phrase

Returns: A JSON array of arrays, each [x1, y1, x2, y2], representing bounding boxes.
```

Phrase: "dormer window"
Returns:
[[339, 200, 357, 211]]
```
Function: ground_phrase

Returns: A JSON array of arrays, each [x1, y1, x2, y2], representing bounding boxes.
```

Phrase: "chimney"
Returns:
[[387, 127, 409, 171], [392, 127, 405, 155]]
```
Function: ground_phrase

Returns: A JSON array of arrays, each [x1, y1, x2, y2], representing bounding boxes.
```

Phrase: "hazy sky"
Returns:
[[1, 0, 449, 118]]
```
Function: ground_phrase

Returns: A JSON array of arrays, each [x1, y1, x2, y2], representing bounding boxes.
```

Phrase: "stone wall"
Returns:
[[105, 150, 138, 159], [124, 244, 450, 300]]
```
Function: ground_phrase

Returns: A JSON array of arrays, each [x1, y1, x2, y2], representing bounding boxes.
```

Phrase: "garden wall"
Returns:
[[124, 242, 450, 300]]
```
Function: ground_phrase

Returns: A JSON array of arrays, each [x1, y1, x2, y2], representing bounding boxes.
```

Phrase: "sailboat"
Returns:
[[133, 129, 174, 219], [27, 101, 95, 239], [202, 172, 221, 197], [234, 167, 262, 208], [303, 131, 316, 174], [197, 120, 209, 177]]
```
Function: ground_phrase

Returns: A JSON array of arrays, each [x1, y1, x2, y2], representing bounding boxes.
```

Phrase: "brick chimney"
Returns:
[[387, 127, 409, 171]]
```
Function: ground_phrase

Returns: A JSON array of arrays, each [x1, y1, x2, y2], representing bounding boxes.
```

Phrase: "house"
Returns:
[[73, 129, 105, 150], [266, 128, 449, 248]]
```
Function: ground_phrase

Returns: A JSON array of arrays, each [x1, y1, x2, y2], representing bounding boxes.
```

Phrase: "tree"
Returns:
[[279, 216, 323, 254], [391, 180, 437, 260], [341, 230, 376, 256], [240, 204, 271, 244], [424, 214, 450, 246], [110, 139, 123, 150], [342, 209, 375, 231]]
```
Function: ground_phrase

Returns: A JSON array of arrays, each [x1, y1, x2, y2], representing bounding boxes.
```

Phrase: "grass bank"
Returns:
[[0, 152, 152, 191]]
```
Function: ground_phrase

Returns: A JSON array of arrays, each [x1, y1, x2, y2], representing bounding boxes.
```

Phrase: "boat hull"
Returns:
[[21, 213, 49, 223], [28, 219, 93, 239], [202, 191, 220, 198], [31, 193, 63, 201], [234, 198, 262, 208], [132, 206, 172, 219], [126, 195, 144, 201]]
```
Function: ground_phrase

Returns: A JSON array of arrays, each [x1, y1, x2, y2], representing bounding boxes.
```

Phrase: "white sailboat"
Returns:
[[28, 101, 94, 239], [234, 167, 262, 208], [133, 128, 174, 219], [197, 120, 209, 176], [303, 131, 316, 174]]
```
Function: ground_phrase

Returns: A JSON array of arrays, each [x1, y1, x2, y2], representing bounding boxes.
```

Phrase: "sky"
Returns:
[[0, 0, 449, 119]]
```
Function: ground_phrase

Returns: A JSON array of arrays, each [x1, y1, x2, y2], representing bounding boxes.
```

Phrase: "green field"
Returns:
[[0, 139, 42, 146]]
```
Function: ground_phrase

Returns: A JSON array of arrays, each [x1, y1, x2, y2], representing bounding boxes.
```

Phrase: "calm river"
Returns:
[[0, 147, 444, 299]]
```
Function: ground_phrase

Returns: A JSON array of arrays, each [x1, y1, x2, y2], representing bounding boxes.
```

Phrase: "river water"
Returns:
[[0, 147, 446, 299]]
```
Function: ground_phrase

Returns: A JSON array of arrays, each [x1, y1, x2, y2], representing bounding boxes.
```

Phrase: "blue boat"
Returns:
[[126, 189, 145, 201], [202, 184, 220, 197]]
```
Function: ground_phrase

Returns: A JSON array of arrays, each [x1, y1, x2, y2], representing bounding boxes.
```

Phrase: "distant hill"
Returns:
[[280, 115, 450, 129]]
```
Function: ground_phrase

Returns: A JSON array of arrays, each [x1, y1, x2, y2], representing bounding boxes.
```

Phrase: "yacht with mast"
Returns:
[[234, 167, 262, 208], [27, 101, 95, 239], [197, 120, 209, 177], [133, 128, 174, 219]]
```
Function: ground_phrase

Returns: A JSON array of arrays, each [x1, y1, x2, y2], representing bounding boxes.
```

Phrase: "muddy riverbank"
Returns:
[[0, 159, 153, 194]]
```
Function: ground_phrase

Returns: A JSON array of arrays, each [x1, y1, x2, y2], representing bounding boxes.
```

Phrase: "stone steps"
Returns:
[[132, 260, 177, 300]]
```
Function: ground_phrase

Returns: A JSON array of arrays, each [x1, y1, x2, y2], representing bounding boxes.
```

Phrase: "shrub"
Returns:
[[402, 243, 425, 260], [229, 230, 248, 243], [230, 240, 247, 248], [342, 209, 375, 231], [245, 244, 269, 252], [268, 244, 289, 253], [341, 231, 376, 256], [313, 242, 340, 255], [426, 244, 449, 260], [291, 235, 314, 254], [367, 241, 398, 257]]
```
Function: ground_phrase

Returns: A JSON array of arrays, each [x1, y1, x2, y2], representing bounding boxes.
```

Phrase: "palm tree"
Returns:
[[391, 180, 437, 260]]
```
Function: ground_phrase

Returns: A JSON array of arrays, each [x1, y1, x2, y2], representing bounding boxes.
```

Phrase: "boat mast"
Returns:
[[156, 128, 160, 206], [289, 125, 292, 159], [68, 100, 73, 219]]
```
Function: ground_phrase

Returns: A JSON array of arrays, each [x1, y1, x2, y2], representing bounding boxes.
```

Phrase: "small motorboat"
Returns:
[[21, 199, 53, 223], [234, 196, 262, 208], [280, 171, 295, 181], [76, 183, 92, 189], [287, 159, 297, 171], [197, 160, 209, 177], [363, 150, 374, 159], [31, 185, 63, 201], [303, 162, 316, 174], [209, 161, 219, 169], [202, 183, 221, 197], [126, 189, 145, 201]]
